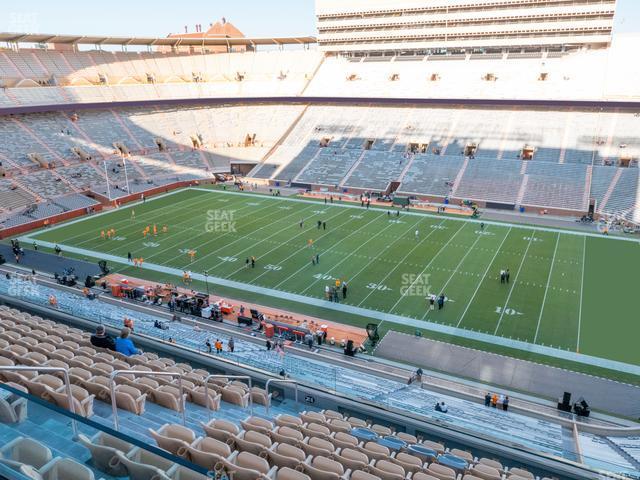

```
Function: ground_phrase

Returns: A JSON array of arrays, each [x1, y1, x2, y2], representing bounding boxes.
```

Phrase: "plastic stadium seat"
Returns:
[[14, 336, 39, 350], [219, 451, 275, 480], [23, 374, 63, 400], [462, 475, 484, 480], [59, 341, 79, 351], [391, 452, 424, 473], [66, 356, 94, 369], [48, 349, 75, 363], [270, 425, 305, 445], [48, 384, 95, 417], [327, 418, 352, 433], [40, 457, 96, 480], [301, 422, 331, 440], [152, 384, 185, 412], [221, 385, 250, 407], [201, 418, 240, 443], [0, 436, 52, 469], [43, 360, 70, 375], [77, 432, 133, 476], [371, 424, 393, 436], [179, 436, 231, 470], [0, 382, 28, 423], [114, 450, 172, 480], [231, 430, 273, 456], [240, 416, 274, 434], [166, 464, 210, 480], [351, 472, 381, 480], [508, 468, 534, 479], [275, 414, 304, 429], [300, 411, 327, 424], [332, 448, 369, 471], [450, 448, 475, 462], [422, 440, 446, 455], [331, 432, 359, 450], [174, 362, 192, 373], [411, 473, 439, 480], [302, 455, 347, 480], [149, 424, 196, 455], [469, 463, 502, 480], [1, 344, 29, 362], [82, 376, 111, 402], [0, 332, 22, 344], [134, 377, 161, 395], [347, 416, 368, 428], [17, 351, 47, 367], [266, 442, 307, 469], [360, 442, 390, 461], [88, 362, 113, 377], [114, 385, 146, 414], [368, 459, 406, 480], [77, 347, 97, 357], [427, 463, 457, 480], [395, 432, 418, 444], [189, 385, 221, 410], [68, 367, 92, 385], [321, 409, 343, 420], [301, 437, 335, 457], [277, 467, 312, 480], [93, 352, 114, 363], [1, 366, 37, 385], [478, 458, 503, 471], [250, 386, 272, 406]]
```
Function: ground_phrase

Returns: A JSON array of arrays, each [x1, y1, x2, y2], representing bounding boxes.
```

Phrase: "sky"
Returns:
[[1, 0, 637, 38]]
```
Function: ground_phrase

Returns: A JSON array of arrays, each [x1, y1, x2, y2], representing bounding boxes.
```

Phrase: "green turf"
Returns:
[[23, 188, 640, 378]]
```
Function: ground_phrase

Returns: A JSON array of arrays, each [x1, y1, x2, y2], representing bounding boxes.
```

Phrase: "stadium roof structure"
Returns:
[[0, 32, 317, 48]]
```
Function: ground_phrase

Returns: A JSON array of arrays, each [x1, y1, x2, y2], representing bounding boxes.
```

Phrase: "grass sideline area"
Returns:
[[21, 187, 640, 383]]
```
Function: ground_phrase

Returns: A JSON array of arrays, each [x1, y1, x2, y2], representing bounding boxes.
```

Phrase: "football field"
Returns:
[[24, 187, 640, 377]]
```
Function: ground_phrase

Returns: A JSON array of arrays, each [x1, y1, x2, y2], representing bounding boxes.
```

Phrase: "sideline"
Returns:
[[16, 236, 640, 377]]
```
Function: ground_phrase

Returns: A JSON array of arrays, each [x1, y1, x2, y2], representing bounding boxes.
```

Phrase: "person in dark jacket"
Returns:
[[90, 325, 115, 351]]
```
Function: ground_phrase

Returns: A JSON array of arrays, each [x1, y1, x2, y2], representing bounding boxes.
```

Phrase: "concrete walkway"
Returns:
[[375, 331, 640, 419]]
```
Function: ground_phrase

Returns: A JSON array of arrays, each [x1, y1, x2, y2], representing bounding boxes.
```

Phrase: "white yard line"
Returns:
[[58, 190, 233, 246], [456, 227, 512, 328], [577, 235, 587, 352], [189, 187, 640, 244], [298, 217, 403, 295], [19, 237, 640, 376], [493, 231, 536, 335], [386, 221, 468, 316], [421, 225, 487, 320], [356, 218, 446, 307], [179, 203, 322, 271], [79, 194, 273, 256], [226, 207, 353, 279], [26, 187, 192, 237], [533, 233, 560, 343], [274, 214, 387, 290]]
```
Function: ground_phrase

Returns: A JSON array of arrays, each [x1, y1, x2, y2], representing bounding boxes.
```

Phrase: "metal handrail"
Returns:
[[110, 370, 186, 431], [265, 379, 299, 416], [203, 375, 253, 420], [0, 366, 78, 436]]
